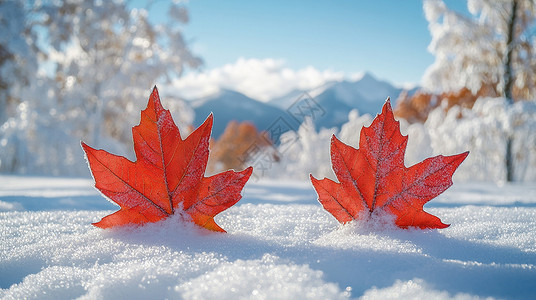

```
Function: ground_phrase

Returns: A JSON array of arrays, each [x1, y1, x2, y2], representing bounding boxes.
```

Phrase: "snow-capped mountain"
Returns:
[[192, 89, 289, 138], [268, 81, 335, 109], [269, 72, 406, 129], [189, 73, 413, 137], [330, 72, 402, 107]]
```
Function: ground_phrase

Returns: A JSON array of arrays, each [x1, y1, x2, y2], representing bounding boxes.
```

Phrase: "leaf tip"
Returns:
[[451, 150, 470, 166], [80, 141, 95, 156], [239, 166, 254, 182], [150, 85, 160, 100], [148, 85, 165, 112], [91, 220, 105, 229], [382, 97, 394, 114], [429, 221, 450, 229], [330, 134, 341, 145], [204, 113, 214, 128], [205, 219, 226, 233]]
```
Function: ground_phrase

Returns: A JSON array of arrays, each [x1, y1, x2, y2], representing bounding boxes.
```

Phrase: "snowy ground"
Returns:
[[1, 175, 535, 299]]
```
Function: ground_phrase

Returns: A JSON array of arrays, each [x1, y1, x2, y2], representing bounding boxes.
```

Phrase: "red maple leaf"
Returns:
[[82, 87, 252, 232], [310, 99, 468, 229]]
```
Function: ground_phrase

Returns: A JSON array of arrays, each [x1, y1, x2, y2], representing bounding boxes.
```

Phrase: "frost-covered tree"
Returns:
[[0, 1, 39, 124], [0, 0, 200, 175], [423, 0, 536, 181], [266, 118, 336, 181], [36, 0, 201, 147], [423, 97, 536, 182], [423, 0, 536, 100]]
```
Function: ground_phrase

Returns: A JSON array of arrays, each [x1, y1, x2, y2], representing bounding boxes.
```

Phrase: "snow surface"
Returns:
[[1, 175, 536, 299]]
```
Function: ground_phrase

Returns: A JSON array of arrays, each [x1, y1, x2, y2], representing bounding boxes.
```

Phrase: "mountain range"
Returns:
[[191, 90, 288, 138], [189, 72, 414, 138]]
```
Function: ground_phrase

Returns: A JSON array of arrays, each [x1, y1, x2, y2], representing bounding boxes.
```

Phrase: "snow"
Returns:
[[1, 175, 535, 299]]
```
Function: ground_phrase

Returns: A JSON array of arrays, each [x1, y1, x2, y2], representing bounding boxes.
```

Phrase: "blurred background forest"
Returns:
[[0, 0, 535, 183]]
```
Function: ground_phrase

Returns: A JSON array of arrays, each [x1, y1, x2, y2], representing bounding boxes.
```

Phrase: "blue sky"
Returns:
[[184, 1, 467, 83], [144, 1, 469, 100]]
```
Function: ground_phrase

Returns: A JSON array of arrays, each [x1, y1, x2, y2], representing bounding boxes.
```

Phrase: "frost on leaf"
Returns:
[[82, 86, 252, 232], [310, 99, 468, 229]]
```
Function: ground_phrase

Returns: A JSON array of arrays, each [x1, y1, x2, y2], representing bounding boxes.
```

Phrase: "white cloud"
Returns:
[[168, 57, 346, 101]]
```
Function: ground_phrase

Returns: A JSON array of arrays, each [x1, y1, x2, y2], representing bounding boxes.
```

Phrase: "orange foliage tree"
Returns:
[[394, 84, 498, 123], [208, 121, 274, 173]]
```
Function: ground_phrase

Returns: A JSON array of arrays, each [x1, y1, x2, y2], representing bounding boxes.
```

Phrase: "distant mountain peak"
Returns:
[[351, 71, 374, 81], [191, 89, 288, 138], [192, 89, 256, 108], [188, 71, 411, 138], [204, 88, 247, 100]]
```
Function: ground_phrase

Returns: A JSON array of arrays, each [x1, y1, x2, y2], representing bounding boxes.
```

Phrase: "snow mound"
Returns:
[[175, 254, 348, 300], [361, 278, 486, 300]]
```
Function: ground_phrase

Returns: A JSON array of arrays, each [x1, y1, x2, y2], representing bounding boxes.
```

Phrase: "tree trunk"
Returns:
[[503, 0, 517, 104], [91, 82, 103, 148], [503, 0, 518, 182]]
